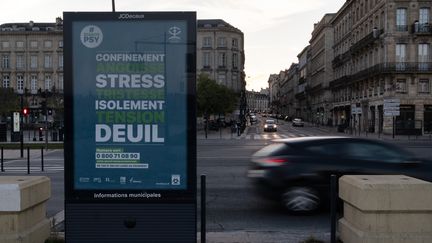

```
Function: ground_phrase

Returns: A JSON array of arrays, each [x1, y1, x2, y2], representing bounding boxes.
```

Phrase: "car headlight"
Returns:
[[274, 125, 277, 128], [264, 125, 268, 128]]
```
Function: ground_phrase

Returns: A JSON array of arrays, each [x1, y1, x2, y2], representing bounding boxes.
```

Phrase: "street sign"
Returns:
[[383, 98, 400, 117], [351, 105, 362, 115], [13, 112, 20, 132], [64, 12, 197, 242], [384, 111, 400, 116], [384, 98, 400, 104]]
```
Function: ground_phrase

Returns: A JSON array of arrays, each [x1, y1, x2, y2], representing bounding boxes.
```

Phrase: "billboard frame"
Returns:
[[63, 11, 197, 204]]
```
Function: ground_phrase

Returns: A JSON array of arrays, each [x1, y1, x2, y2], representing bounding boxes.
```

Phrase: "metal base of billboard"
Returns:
[[65, 203, 196, 242]]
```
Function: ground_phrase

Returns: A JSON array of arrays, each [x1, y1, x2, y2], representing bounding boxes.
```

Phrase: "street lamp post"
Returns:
[[19, 91, 24, 158]]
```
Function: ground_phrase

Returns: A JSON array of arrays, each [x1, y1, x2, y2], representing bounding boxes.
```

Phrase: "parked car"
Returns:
[[263, 119, 277, 132], [292, 118, 304, 127], [250, 115, 257, 124], [248, 136, 432, 213]]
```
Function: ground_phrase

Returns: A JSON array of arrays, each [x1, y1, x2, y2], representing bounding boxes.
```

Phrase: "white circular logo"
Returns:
[[80, 25, 103, 48]]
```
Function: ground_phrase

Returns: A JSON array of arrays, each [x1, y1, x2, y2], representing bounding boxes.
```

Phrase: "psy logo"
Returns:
[[168, 26, 181, 41], [80, 25, 103, 48]]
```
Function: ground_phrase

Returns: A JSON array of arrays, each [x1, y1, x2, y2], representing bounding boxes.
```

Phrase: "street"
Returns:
[[1, 115, 432, 242]]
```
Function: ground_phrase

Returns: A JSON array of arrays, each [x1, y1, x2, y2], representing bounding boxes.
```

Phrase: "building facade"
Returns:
[[295, 46, 310, 120], [309, 14, 335, 125], [0, 18, 63, 121], [197, 19, 245, 93], [246, 89, 269, 113], [269, 0, 432, 135], [330, 0, 432, 135]]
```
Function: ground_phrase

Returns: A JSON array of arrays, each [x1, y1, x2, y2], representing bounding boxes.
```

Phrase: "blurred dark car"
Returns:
[[248, 136, 432, 213], [263, 119, 277, 132]]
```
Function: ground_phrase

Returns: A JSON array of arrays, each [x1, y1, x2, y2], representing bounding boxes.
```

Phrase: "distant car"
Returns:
[[250, 115, 257, 123], [248, 136, 432, 213], [292, 118, 304, 127], [263, 119, 277, 132]]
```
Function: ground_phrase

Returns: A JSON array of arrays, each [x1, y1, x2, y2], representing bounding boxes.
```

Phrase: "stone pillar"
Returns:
[[0, 176, 51, 243], [339, 175, 432, 243]]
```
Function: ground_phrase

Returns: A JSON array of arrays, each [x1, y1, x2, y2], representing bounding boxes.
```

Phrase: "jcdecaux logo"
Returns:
[[80, 25, 103, 48]]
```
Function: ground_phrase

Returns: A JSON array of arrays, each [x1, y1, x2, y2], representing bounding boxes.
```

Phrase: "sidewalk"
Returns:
[[308, 123, 432, 142]]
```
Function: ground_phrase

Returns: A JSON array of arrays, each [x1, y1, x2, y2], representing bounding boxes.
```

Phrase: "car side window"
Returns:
[[343, 142, 406, 163], [303, 143, 342, 156]]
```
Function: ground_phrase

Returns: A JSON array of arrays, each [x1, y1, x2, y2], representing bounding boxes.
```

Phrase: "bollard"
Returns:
[[27, 147, 30, 174], [201, 174, 206, 243], [330, 174, 337, 243], [41, 147, 44, 172], [1, 147, 4, 172]]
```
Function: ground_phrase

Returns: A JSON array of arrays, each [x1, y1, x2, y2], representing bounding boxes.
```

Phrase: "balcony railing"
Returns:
[[413, 23, 432, 35], [330, 62, 432, 88], [350, 29, 383, 53], [396, 25, 408, 32]]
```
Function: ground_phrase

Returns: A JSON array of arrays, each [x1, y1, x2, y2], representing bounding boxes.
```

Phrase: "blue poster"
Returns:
[[72, 20, 189, 190]]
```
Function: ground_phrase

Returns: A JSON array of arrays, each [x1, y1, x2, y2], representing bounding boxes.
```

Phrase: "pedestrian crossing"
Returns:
[[238, 133, 315, 140]]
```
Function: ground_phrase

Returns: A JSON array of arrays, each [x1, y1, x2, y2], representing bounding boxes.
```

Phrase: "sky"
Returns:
[[1, 0, 346, 91]]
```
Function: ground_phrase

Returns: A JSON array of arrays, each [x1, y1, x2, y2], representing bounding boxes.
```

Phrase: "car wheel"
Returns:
[[281, 187, 320, 213]]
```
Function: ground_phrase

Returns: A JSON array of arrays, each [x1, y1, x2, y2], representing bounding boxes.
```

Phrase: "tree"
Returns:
[[0, 88, 19, 121], [197, 74, 238, 117]]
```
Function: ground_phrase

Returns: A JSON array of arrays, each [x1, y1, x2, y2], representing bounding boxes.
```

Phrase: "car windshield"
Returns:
[[265, 120, 274, 124]]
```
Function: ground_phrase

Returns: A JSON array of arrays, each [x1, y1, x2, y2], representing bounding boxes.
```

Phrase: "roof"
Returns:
[[198, 19, 243, 34], [0, 19, 63, 32]]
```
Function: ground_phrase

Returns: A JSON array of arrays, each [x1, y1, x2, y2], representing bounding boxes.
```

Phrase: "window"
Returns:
[[2, 55, 10, 69], [30, 41, 38, 48], [217, 73, 226, 85], [44, 40, 52, 48], [203, 37, 212, 48], [58, 54, 63, 69], [217, 37, 227, 48], [16, 55, 24, 69], [218, 53, 226, 67], [16, 41, 24, 48], [17, 75, 24, 92], [45, 74, 51, 90], [420, 8, 430, 24], [233, 74, 239, 91], [59, 74, 64, 91], [396, 44, 406, 70], [58, 40, 63, 48], [396, 8, 407, 31], [232, 38, 238, 49], [31, 74, 38, 92], [44, 55, 52, 68], [380, 79, 385, 94], [232, 53, 238, 69], [2, 75, 10, 88], [396, 79, 407, 93], [418, 44, 429, 70], [203, 52, 211, 67], [343, 142, 410, 163], [304, 143, 343, 156], [419, 79, 430, 93], [2, 41, 10, 48], [30, 55, 38, 69]]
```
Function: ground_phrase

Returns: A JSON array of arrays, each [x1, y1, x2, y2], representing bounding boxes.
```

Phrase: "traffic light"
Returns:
[[22, 108, 29, 116]]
